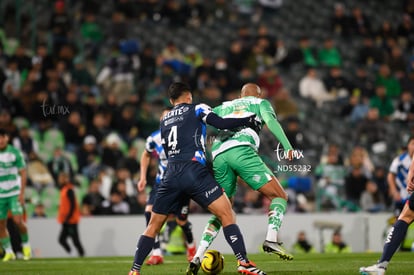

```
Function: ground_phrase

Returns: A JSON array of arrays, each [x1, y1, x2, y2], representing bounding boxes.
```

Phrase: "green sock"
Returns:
[[0, 237, 12, 253], [266, 198, 287, 241], [202, 216, 222, 243], [21, 233, 29, 243], [194, 216, 222, 260], [20, 233, 29, 245]]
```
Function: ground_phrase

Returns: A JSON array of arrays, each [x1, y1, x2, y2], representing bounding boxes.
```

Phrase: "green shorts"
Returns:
[[213, 146, 274, 198], [0, 195, 23, 219]]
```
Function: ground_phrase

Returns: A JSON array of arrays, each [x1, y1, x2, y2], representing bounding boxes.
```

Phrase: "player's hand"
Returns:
[[18, 192, 25, 205], [137, 178, 146, 192], [407, 177, 414, 193]]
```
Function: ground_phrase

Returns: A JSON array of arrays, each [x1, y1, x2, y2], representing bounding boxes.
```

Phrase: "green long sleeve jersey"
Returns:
[[211, 96, 293, 159]]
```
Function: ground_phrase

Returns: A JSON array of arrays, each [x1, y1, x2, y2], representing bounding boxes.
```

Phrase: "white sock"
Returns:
[[265, 224, 278, 242], [193, 240, 209, 260]]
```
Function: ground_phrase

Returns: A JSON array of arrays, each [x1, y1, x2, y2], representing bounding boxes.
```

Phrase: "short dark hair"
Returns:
[[0, 128, 8, 136], [168, 82, 191, 100]]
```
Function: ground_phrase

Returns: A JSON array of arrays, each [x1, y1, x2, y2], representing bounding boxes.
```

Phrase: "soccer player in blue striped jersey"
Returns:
[[360, 137, 414, 275], [137, 109, 196, 265], [388, 137, 414, 216], [129, 82, 266, 275]]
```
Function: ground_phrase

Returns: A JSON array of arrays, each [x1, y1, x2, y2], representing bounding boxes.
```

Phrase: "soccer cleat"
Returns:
[[2, 252, 16, 262], [262, 240, 293, 261], [23, 245, 32, 260], [186, 256, 201, 275], [146, 255, 164, 265], [186, 242, 196, 262], [128, 270, 140, 275], [237, 260, 267, 275], [359, 264, 386, 275]]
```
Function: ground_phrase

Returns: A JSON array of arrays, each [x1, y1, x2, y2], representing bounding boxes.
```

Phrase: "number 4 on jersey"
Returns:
[[168, 125, 178, 150]]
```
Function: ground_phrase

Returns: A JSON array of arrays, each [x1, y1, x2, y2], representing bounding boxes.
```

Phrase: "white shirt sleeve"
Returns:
[[389, 156, 399, 174]]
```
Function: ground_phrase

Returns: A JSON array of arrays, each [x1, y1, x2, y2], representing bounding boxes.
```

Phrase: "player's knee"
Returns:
[[216, 210, 235, 226]]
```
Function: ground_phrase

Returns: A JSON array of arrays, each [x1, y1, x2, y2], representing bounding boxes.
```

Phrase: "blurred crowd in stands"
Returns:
[[0, 0, 414, 216]]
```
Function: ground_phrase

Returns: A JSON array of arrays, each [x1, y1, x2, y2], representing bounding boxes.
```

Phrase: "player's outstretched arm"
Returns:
[[206, 112, 258, 130], [260, 100, 293, 155]]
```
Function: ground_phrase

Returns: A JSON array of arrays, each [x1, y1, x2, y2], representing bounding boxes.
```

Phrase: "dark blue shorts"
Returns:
[[152, 161, 223, 216], [147, 183, 158, 205], [148, 182, 191, 220]]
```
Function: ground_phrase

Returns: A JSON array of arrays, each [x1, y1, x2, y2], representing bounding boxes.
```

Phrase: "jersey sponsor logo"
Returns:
[[230, 235, 238, 243], [168, 149, 181, 155], [205, 185, 219, 198], [164, 116, 184, 126], [164, 106, 190, 120]]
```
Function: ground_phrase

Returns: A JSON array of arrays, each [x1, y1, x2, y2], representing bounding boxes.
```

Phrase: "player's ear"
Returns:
[[169, 98, 174, 105]]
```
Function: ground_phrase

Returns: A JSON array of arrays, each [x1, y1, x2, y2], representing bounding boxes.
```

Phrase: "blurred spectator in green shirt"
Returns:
[[318, 38, 342, 67], [375, 64, 401, 98], [369, 85, 394, 120]]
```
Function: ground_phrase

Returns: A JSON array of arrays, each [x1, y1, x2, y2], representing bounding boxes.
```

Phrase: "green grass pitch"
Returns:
[[1, 252, 413, 274]]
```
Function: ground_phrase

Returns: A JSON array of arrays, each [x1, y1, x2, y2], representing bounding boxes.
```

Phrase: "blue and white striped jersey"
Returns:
[[389, 152, 412, 199], [145, 129, 167, 184]]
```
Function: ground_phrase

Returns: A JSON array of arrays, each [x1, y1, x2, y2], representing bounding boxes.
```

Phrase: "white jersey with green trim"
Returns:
[[0, 145, 26, 198], [212, 96, 275, 159]]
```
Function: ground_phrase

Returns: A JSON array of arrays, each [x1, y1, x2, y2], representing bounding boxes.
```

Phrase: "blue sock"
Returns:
[[153, 235, 161, 250], [380, 220, 409, 263], [180, 222, 194, 244], [223, 224, 248, 263], [131, 235, 154, 271]]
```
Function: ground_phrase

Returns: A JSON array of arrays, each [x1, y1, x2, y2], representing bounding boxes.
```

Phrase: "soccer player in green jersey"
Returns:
[[0, 129, 31, 261], [190, 83, 294, 268]]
